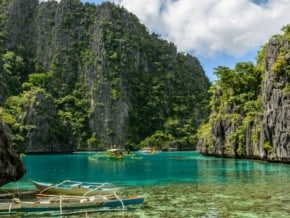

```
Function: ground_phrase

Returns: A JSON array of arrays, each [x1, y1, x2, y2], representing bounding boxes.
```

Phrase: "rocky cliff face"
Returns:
[[260, 38, 290, 161], [0, 0, 210, 152], [21, 89, 74, 153], [0, 120, 25, 186], [198, 27, 290, 163]]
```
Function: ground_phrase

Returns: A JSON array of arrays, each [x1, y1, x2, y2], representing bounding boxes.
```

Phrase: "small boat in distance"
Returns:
[[31, 180, 120, 196], [88, 151, 142, 161], [106, 148, 127, 159], [138, 147, 161, 154]]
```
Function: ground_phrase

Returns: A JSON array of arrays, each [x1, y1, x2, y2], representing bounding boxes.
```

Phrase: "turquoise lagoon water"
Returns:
[[4, 151, 290, 217]]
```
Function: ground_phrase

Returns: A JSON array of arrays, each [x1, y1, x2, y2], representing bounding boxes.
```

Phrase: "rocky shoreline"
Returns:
[[0, 120, 25, 186]]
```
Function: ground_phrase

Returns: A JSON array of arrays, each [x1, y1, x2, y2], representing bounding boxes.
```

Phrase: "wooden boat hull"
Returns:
[[0, 195, 144, 213], [31, 181, 120, 196]]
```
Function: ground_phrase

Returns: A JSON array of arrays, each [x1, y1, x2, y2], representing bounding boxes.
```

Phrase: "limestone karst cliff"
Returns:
[[0, 0, 210, 153], [197, 26, 290, 163], [0, 120, 25, 186]]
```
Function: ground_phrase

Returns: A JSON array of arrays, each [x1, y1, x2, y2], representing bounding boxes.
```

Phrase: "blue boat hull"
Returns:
[[0, 196, 145, 213]]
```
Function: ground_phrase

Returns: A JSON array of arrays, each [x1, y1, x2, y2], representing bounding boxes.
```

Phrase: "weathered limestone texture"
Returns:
[[0, 120, 25, 186], [198, 34, 290, 163]]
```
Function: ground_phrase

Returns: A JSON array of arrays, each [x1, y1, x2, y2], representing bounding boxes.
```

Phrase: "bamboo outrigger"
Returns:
[[31, 180, 120, 196]]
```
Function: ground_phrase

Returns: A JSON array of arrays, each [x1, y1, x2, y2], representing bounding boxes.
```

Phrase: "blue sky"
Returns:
[[81, 0, 290, 81]]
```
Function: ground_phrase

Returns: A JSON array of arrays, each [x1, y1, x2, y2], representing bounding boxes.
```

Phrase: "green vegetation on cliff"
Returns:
[[0, 0, 210, 152], [198, 62, 262, 155], [197, 25, 290, 162]]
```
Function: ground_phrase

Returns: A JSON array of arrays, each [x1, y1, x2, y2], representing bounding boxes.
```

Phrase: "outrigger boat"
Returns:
[[31, 180, 120, 196], [106, 148, 127, 159], [89, 151, 143, 161], [0, 193, 144, 214]]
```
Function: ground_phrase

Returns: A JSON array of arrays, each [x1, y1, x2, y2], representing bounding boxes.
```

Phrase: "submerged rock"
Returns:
[[0, 120, 25, 186]]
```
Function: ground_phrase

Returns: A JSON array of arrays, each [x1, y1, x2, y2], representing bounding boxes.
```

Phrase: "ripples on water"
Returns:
[[4, 151, 290, 217]]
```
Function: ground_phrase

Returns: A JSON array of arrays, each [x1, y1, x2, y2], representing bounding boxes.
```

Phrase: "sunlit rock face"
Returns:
[[1, 0, 210, 153], [198, 29, 290, 163], [259, 39, 290, 162], [0, 120, 25, 186]]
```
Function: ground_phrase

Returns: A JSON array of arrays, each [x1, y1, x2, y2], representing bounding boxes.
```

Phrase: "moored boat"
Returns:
[[0, 194, 145, 214], [138, 147, 161, 154], [31, 180, 120, 196], [106, 148, 127, 159]]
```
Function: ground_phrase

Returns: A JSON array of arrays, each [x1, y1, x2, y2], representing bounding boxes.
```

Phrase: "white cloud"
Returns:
[[112, 0, 290, 57]]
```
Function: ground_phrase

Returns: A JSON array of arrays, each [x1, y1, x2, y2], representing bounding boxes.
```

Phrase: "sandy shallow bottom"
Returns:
[[112, 182, 290, 218], [4, 181, 290, 218]]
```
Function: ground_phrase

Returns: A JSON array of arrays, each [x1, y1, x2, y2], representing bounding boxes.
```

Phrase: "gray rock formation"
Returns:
[[198, 30, 290, 163], [0, 120, 25, 186], [260, 39, 290, 162], [1, 0, 210, 153]]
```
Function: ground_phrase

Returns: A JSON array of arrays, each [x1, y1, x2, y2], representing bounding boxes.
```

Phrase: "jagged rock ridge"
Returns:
[[197, 26, 290, 163], [0, 0, 210, 153]]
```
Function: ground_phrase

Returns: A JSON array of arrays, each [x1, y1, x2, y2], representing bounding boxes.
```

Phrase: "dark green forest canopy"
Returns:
[[0, 0, 210, 153]]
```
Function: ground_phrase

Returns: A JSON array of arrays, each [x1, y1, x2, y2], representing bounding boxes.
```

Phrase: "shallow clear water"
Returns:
[[4, 151, 290, 217]]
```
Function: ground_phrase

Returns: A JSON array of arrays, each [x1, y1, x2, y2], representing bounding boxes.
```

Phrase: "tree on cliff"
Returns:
[[0, 0, 210, 153], [197, 25, 290, 163]]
